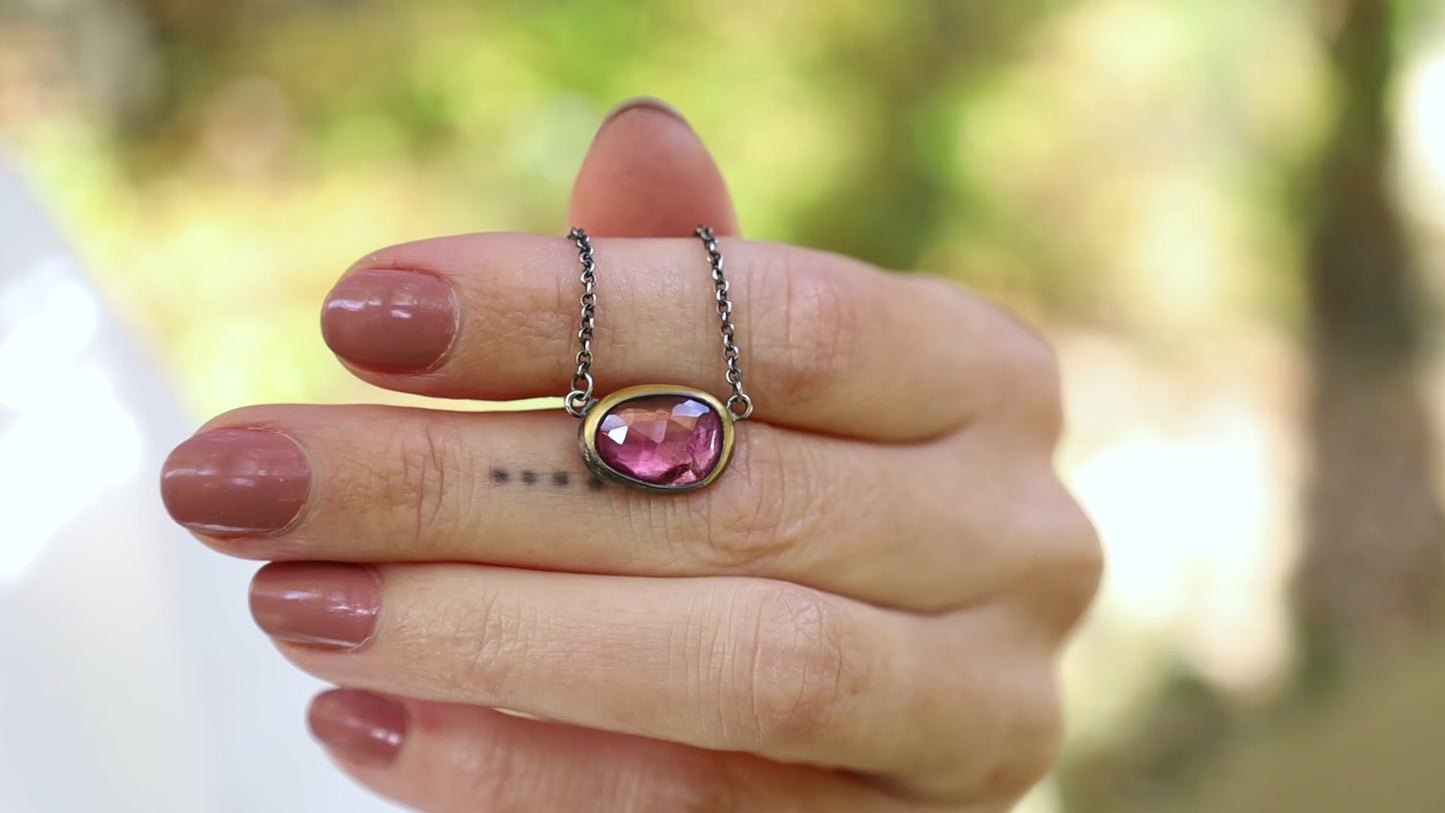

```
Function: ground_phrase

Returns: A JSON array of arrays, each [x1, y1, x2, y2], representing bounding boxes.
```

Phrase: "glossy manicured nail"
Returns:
[[308, 689, 407, 765], [321, 268, 457, 372], [600, 96, 691, 130], [249, 562, 382, 650], [161, 429, 310, 536]]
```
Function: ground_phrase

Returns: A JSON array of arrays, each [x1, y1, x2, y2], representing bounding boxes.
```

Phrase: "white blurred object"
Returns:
[[0, 163, 402, 812]]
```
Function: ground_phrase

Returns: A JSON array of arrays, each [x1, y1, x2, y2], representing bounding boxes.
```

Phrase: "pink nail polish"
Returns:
[[321, 268, 458, 372], [249, 563, 382, 650], [308, 689, 407, 765], [161, 429, 311, 536]]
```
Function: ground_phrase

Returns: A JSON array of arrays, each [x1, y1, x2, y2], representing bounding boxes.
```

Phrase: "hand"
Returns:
[[161, 100, 1100, 812]]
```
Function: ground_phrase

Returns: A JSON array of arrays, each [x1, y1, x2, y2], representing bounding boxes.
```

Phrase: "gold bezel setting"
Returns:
[[578, 384, 736, 494]]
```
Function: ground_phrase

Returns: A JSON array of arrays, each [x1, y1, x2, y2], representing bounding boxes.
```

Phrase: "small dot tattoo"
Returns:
[[491, 469, 509, 484], [520, 470, 538, 485], [552, 471, 569, 486]]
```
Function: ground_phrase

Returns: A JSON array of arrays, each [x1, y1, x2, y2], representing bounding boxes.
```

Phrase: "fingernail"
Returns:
[[600, 96, 691, 131], [249, 562, 382, 650], [161, 429, 311, 536], [321, 268, 457, 372], [308, 689, 407, 765]]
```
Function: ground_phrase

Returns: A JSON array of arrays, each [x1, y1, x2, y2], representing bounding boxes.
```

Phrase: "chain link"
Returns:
[[565, 227, 596, 417], [694, 225, 753, 420], [563, 226, 752, 421]]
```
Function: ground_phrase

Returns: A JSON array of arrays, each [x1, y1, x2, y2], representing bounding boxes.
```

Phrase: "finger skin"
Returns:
[[264, 563, 1060, 805], [569, 98, 741, 238], [325, 234, 1017, 440], [265, 563, 917, 773], [311, 692, 994, 813], [173, 403, 1069, 613]]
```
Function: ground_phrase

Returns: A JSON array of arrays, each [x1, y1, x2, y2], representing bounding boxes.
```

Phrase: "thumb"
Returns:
[[567, 97, 740, 237]]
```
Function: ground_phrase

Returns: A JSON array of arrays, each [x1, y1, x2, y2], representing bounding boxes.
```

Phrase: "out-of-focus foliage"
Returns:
[[4, 1, 1445, 811], [2, 0, 1343, 415]]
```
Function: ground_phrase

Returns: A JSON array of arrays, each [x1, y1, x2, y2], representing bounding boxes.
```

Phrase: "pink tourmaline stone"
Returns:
[[595, 394, 724, 487]]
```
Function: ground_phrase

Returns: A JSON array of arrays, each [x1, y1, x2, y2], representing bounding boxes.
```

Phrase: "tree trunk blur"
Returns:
[[114, 0, 247, 139], [1294, 0, 1445, 685], [1062, 1, 1442, 808]]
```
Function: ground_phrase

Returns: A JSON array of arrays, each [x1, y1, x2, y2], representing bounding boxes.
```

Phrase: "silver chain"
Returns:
[[564, 227, 596, 417], [563, 226, 753, 421], [695, 225, 753, 420]]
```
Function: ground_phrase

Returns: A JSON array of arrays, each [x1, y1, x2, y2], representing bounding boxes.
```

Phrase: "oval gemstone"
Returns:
[[594, 394, 725, 487]]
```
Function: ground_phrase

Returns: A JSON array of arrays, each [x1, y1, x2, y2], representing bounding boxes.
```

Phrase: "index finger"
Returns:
[[321, 234, 1017, 440]]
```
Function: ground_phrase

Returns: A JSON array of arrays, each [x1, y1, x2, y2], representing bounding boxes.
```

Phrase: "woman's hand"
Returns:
[[161, 101, 1100, 812]]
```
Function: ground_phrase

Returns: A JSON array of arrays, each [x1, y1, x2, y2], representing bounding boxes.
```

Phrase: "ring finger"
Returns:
[[251, 560, 1053, 799]]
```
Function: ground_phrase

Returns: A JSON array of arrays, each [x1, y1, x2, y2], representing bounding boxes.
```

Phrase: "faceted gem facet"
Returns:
[[594, 394, 725, 487]]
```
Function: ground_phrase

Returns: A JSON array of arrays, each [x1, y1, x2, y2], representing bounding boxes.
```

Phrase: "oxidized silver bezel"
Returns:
[[578, 384, 736, 494]]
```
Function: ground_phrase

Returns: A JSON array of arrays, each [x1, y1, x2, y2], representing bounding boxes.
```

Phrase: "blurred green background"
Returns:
[[4, 0, 1445, 810]]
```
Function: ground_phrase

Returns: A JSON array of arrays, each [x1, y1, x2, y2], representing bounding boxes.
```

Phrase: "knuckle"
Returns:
[[1019, 477, 1103, 633], [441, 704, 743, 813], [957, 698, 1062, 804], [1053, 494, 1105, 626], [753, 263, 859, 406], [1001, 320, 1065, 439], [415, 425, 453, 529], [989, 667, 1065, 797], [685, 425, 830, 571], [934, 652, 1063, 803], [449, 732, 525, 811], [629, 757, 744, 813], [970, 468, 1104, 637], [693, 483, 793, 570], [440, 588, 530, 698], [389, 421, 481, 555], [1014, 327, 1062, 397], [502, 285, 566, 368], [999, 319, 1069, 436], [730, 583, 855, 747], [931, 277, 1065, 436]]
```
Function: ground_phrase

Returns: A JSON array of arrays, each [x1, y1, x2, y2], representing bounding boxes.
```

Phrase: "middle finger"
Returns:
[[161, 404, 1048, 612]]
